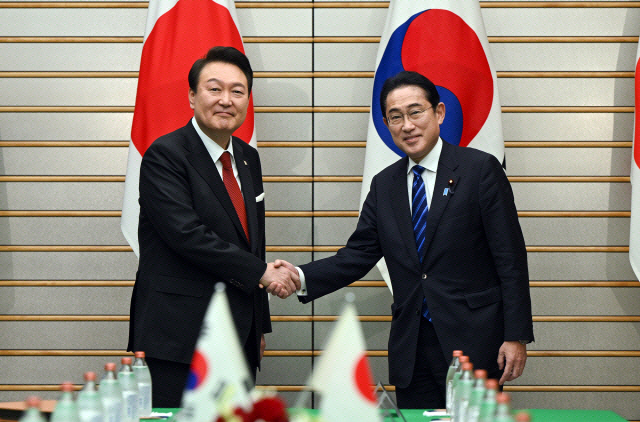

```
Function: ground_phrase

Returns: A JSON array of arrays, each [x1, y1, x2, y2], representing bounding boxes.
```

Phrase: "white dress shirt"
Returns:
[[407, 137, 442, 210], [296, 138, 444, 296], [191, 116, 242, 191]]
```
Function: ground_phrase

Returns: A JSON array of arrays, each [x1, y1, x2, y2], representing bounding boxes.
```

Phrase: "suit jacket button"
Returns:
[[422, 274, 427, 279]]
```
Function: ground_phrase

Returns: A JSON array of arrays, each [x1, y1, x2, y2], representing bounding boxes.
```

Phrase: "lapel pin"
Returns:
[[447, 179, 456, 195], [443, 188, 449, 196], [244, 160, 248, 165]]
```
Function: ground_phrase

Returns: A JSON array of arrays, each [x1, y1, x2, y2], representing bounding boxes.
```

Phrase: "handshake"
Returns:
[[258, 259, 300, 299]]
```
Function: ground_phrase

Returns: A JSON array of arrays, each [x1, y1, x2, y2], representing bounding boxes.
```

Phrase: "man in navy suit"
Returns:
[[276, 71, 534, 409], [127, 46, 299, 407]]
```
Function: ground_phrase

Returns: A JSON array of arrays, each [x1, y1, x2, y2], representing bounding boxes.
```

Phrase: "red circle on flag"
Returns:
[[353, 354, 377, 404]]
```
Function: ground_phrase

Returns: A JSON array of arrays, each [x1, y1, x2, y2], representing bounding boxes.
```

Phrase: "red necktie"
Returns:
[[219, 151, 249, 241]]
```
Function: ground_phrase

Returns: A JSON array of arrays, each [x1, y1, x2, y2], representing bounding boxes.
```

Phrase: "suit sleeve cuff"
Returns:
[[296, 266, 308, 296]]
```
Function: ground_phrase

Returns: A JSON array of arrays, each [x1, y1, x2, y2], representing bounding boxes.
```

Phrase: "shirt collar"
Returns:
[[407, 137, 443, 175], [191, 116, 235, 162]]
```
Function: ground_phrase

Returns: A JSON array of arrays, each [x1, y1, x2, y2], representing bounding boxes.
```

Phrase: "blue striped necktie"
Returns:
[[412, 165, 431, 320]]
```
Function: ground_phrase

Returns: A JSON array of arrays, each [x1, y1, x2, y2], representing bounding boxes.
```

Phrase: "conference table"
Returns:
[[0, 402, 629, 421], [154, 408, 629, 422]]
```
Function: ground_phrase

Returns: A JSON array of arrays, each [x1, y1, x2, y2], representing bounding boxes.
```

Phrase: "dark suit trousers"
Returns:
[[394, 317, 506, 410], [395, 317, 449, 409]]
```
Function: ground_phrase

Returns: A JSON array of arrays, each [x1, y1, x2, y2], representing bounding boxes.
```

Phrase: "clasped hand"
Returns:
[[259, 261, 300, 299]]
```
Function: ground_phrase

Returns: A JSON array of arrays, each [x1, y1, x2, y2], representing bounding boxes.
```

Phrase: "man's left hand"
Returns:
[[260, 334, 266, 361], [497, 341, 527, 385]]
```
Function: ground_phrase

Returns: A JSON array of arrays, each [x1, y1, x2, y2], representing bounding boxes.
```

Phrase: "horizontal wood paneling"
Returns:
[[1, 1, 638, 419]]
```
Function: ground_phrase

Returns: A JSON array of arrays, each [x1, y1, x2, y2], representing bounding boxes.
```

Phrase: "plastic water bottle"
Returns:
[[466, 369, 487, 422], [445, 350, 463, 414], [18, 396, 46, 422], [494, 392, 515, 422], [448, 355, 469, 416], [51, 382, 81, 422], [100, 363, 123, 422], [453, 362, 474, 422], [119, 357, 139, 422], [478, 379, 499, 422], [77, 372, 104, 422], [133, 351, 153, 417]]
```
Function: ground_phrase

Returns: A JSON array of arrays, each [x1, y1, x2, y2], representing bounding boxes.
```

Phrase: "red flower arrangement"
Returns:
[[215, 393, 289, 422]]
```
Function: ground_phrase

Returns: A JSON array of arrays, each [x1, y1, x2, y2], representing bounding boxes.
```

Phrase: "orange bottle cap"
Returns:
[[496, 392, 511, 404], [60, 382, 74, 392], [514, 411, 531, 422], [474, 369, 487, 379], [485, 379, 499, 390], [25, 396, 41, 408]]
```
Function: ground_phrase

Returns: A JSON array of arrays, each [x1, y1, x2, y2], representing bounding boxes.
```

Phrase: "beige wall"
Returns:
[[1, 1, 639, 420]]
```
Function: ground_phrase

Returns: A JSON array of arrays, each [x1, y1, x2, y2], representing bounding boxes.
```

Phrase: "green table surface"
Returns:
[[152, 407, 629, 422]]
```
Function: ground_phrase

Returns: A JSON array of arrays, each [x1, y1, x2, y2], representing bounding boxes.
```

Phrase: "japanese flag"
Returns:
[[121, 0, 256, 256], [630, 40, 640, 280], [308, 302, 382, 422]]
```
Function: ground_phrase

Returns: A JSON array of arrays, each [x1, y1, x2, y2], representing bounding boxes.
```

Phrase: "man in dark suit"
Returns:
[[276, 71, 534, 409], [127, 46, 299, 407]]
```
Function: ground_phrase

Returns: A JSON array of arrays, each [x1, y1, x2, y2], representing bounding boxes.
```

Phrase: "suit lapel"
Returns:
[[233, 140, 260, 255], [422, 141, 459, 261], [184, 124, 250, 248], [389, 158, 422, 266]]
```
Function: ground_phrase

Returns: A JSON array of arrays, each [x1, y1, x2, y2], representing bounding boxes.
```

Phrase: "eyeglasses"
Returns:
[[386, 106, 434, 126]]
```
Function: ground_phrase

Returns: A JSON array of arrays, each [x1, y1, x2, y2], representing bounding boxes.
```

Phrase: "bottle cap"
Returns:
[[485, 379, 499, 390], [453, 350, 463, 357], [134, 351, 145, 358], [514, 411, 531, 422], [474, 369, 487, 379], [459, 355, 469, 363], [84, 372, 96, 381], [462, 362, 473, 371], [496, 392, 511, 404], [105, 362, 116, 371], [60, 382, 74, 392], [121, 357, 132, 365], [25, 396, 41, 408]]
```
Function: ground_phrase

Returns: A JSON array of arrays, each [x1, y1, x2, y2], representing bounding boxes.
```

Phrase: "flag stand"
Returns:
[[375, 382, 407, 422]]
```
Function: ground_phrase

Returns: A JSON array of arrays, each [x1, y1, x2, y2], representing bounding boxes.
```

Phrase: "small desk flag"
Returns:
[[308, 302, 381, 422], [177, 284, 253, 421]]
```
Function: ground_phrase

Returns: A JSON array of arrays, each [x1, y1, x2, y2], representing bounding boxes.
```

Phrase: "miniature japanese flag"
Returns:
[[308, 301, 381, 422]]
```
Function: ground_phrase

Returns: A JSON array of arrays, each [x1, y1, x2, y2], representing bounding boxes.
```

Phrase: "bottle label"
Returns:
[[103, 399, 123, 422], [79, 410, 102, 422], [137, 383, 152, 416], [122, 391, 138, 422]]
